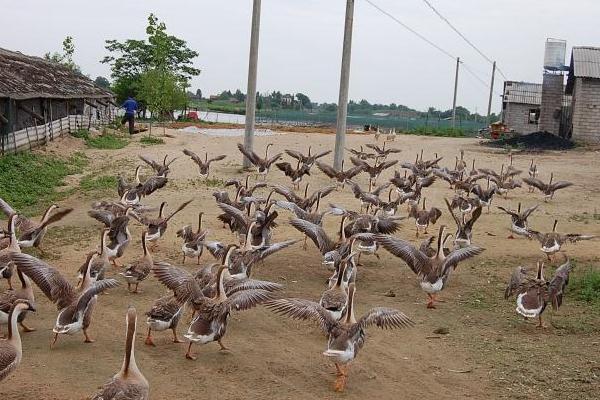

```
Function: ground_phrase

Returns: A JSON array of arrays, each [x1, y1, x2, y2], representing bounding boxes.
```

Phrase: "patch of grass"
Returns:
[[0, 151, 88, 215], [203, 177, 226, 187], [70, 128, 90, 139], [79, 175, 117, 195], [404, 126, 467, 138], [86, 133, 129, 149], [570, 267, 600, 307], [140, 135, 165, 146]]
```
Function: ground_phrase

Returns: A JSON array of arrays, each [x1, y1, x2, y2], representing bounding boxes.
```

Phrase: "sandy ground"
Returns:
[[2, 128, 600, 399]]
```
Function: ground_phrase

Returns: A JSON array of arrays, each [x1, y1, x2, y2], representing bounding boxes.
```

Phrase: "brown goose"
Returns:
[[528, 220, 595, 259], [182, 148, 226, 179], [504, 257, 573, 328], [77, 229, 110, 284], [7, 252, 119, 347], [349, 157, 398, 184], [0, 299, 36, 382], [347, 145, 376, 160], [523, 173, 573, 201], [315, 160, 364, 188], [0, 266, 35, 336], [134, 199, 193, 246], [139, 153, 176, 177], [497, 203, 539, 239], [177, 212, 209, 264], [120, 232, 153, 293], [265, 284, 413, 392], [408, 198, 442, 237], [444, 198, 482, 248], [0, 199, 72, 249], [285, 146, 332, 168], [144, 294, 184, 347], [319, 260, 352, 321], [364, 141, 402, 159], [91, 306, 149, 399], [375, 225, 484, 308], [271, 183, 337, 212], [237, 143, 282, 178], [0, 215, 20, 290], [276, 160, 311, 189]]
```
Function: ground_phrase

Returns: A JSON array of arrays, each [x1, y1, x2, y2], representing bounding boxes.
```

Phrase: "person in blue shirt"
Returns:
[[121, 96, 138, 134]]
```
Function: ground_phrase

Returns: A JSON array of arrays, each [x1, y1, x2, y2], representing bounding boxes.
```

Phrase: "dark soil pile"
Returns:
[[484, 131, 575, 150]]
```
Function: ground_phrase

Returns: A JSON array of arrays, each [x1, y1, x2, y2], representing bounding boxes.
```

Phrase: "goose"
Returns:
[[182, 148, 226, 179], [0, 265, 35, 336], [77, 229, 110, 284], [265, 284, 413, 392], [135, 199, 193, 246], [349, 157, 398, 184], [8, 252, 119, 347], [237, 143, 282, 178], [528, 220, 595, 259], [375, 225, 484, 308], [271, 183, 336, 212], [523, 173, 573, 201], [0, 299, 36, 382], [527, 159, 538, 192], [183, 263, 273, 360], [470, 179, 498, 213], [315, 160, 365, 188], [0, 215, 20, 290], [346, 179, 390, 213], [346, 145, 376, 160], [386, 128, 397, 141], [408, 198, 442, 237], [319, 259, 352, 321], [504, 257, 573, 328], [275, 160, 311, 189], [139, 153, 177, 177], [444, 198, 482, 248], [91, 306, 149, 399], [120, 174, 168, 206], [144, 294, 184, 347], [285, 146, 332, 169], [364, 141, 402, 159], [0, 199, 72, 249], [225, 175, 268, 199], [455, 150, 467, 172], [120, 232, 153, 293], [177, 212, 209, 264], [89, 207, 135, 267], [117, 166, 142, 198], [497, 203, 539, 239], [469, 159, 478, 176]]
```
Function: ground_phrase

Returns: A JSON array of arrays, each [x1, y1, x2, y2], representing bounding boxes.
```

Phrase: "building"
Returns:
[[502, 81, 542, 134], [565, 46, 600, 143], [0, 47, 115, 153]]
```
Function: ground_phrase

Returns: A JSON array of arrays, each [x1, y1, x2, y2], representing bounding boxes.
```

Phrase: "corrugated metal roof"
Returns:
[[0, 47, 113, 100], [571, 47, 600, 79], [503, 81, 542, 105]]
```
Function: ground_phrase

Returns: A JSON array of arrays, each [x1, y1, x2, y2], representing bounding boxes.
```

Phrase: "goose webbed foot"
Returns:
[[185, 342, 197, 360], [333, 364, 348, 392], [172, 328, 184, 343], [218, 339, 230, 352], [536, 316, 547, 329], [145, 328, 156, 346], [426, 294, 437, 309], [83, 329, 95, 343]]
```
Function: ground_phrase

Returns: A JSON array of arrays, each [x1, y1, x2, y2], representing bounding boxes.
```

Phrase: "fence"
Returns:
[[0, 104, 118, 154]]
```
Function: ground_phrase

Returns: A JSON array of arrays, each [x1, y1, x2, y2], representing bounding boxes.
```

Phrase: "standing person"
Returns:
[[121, 96, 138, 135]]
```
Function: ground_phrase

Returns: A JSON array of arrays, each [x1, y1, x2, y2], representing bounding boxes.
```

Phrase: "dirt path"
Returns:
[[2, 129, 599, 399]]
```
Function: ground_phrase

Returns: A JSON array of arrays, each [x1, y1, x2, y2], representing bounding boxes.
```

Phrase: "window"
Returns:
[[528, 108, 540, 124]]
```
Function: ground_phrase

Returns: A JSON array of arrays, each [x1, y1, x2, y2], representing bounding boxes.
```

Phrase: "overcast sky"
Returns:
[[2, 0, 597, 113]]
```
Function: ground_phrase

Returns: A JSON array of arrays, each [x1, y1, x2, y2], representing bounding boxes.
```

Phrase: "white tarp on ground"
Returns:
[[177, 127, 284, 137]]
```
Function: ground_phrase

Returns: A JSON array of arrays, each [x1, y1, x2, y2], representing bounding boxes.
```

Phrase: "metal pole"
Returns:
[[487, 61, 496, 123], [333, 0, 355, 171], [243, 0, 262, 169], [452, 57, 460, 128]]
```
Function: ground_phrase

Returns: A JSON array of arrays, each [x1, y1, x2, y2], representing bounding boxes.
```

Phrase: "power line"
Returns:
[[420, 0, 508, 80]]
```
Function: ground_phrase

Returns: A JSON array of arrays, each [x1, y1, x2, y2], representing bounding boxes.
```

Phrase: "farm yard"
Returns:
[[1, 128, 599, 399]]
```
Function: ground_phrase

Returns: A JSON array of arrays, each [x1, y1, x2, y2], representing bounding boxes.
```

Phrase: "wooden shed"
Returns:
[[0, 47, 116, 153]]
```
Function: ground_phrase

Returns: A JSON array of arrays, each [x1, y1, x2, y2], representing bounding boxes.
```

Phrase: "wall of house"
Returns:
[[539, 73, 564, 134], [503, 102, 539, 134], [571, 77, 600, 143]]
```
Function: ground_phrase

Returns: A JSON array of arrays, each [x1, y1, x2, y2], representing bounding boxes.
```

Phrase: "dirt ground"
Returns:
[[2, 128, 600, 399]]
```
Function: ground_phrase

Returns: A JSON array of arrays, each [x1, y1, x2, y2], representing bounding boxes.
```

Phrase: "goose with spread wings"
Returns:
[[523, 173, 573, 201], [497, 202, 540, 238], [138, 153, 177, 177], [265, 283, 413, 392], [182, 148, 226, 179], [375, 225, 484, 308], [528, 219, 595, 259], [285, 146, 331, 169], [237, 143, 282, 178]]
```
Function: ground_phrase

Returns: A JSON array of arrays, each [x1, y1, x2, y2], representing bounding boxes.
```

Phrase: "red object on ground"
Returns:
[[187, 111, 199, 120]]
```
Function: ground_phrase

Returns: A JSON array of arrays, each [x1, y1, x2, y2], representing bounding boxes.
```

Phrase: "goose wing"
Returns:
[[217, 202, 250, 229], [87, 209, 115, 227], [312, 150, 332, 160], [208, 154, 227, 163], [225, 289, 274, 312], [521, 204, 540, 219], [276, 162, 295, 176], [265, 153, 284, 167], [75, 279, 120, 313], [355, 307, 414, 331], [289, 218, 335, 253], [284, 149, 305, 161], [550, 181, 573, 191], [138, 155, 162, 172], [182, 148, 204, 166], [547, 258, 573, 310], [441, 245, 485, 271], [0, 198, 34, 232], [522, 177, 546, 191], [504, 266, 528, 299], [563, 233, 595, 243], [237, 143, 261, 165], [344, 165, 366, 179], [315, 161, 337, 179], [151, 261, 202, 303], [138, 176, 168, 196], [374, 234, 428, 274], [264, 297, 337, 334]]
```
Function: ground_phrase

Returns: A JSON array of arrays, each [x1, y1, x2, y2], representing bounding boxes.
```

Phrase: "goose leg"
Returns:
[[83, 329, 95, 343], [333, 363, 348, 392], [127, 283, 131, 292], [426, 293, 437, 309], [51, 333, 59, 348], [7, 277, 12, 291], [182, 254, 186, 264], [218, 338, 230, 351], [197, 255, 201, 265], [536, 315, 547, 329], [133, 283, 140, 294], [185, 342, 197, 360], [302, 235, 308, 251], [172, 328, 184, 343], [145, 327, 156, 346]]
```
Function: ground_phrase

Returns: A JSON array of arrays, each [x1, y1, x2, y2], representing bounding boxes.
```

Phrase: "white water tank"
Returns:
[[544, 38, 566, 71]]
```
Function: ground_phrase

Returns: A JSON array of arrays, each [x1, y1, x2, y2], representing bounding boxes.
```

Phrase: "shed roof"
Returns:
[[0, 47, 113, 100], [566, 46, 600, 93], [503, 81, 542, 105]]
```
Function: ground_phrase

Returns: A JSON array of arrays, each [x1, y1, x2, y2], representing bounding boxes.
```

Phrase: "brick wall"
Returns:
[[571, 77, 600, 143], [503, 102, 539, 134], [539, 74, 564, 134]]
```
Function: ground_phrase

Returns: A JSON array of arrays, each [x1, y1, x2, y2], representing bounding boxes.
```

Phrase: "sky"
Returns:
[[2, 0, 598, 114]]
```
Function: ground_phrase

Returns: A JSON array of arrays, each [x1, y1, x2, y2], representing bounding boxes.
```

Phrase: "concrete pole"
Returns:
[[486, 60, 496, 123], [333, 0, 355, 171], [451, 57, 460, 128], [243, 0, 262, 169]]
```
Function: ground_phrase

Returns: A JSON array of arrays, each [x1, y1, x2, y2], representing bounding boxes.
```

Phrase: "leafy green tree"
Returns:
[[138, 69, 187, 120], [94, 76, 111, 89], [234, 89, 246, 102], [296, 93, 312, 109], [45, 36, 81, 73]]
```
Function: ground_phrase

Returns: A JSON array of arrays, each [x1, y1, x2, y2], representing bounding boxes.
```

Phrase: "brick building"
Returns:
[[501, 81, 542, 134]]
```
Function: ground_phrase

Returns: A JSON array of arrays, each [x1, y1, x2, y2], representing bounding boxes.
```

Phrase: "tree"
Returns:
[[102, 13, 200, 104], [195, 89, 202, 99], [45, 36, 81, 73], [94, 76, 111, 89], [296, 93, 312, 109], [138, 69, 187, 120], [234, 89, 246, 103]]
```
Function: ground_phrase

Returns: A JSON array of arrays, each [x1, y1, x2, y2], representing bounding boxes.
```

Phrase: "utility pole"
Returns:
[[243, 0, 262, 169], [333, 0, 355, 171], [486, 60, 496, 124], [451, 57, 460, 128]]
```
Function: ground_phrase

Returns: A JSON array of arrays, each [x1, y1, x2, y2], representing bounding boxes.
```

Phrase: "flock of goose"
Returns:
[[0, 136, 596, 397]]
